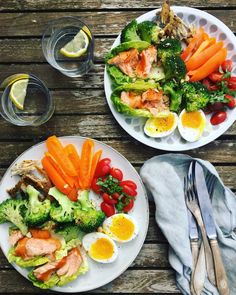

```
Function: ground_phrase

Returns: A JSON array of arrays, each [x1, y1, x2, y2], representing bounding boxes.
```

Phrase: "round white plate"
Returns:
[[104, 7, 236, 151], [0, 136, 149, 293]]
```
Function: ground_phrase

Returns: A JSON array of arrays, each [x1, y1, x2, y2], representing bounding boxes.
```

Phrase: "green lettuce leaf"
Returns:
[[106, 65, 132, 86], [28, 271, 60, 289], [55, 238, 81, 261], [109, 40, 150, 57]]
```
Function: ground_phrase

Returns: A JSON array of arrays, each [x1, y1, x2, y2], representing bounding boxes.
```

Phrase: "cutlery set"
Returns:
[[184, 162, 229, 295]]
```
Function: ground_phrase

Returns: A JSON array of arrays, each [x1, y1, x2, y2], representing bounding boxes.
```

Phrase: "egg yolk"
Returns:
[[182, 111, 202, 128], [151, 114, 175, 132], [89, 238, 114, 260], [110, 216, 135, 241]]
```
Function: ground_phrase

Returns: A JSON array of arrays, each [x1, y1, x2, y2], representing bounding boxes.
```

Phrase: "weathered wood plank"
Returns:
[[0, 0, 235, 11], [0, 269, 179, 293], [0, 10, 235, 37]]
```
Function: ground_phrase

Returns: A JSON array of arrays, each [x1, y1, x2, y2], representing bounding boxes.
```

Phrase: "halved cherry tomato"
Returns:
[[122, 199, 134, 213], [202, 78, 218, 91], [119, 180, 137, 190], [208, 72, 223, 83], [225, 94, 236, 108], [100, 202, 115, 217], [227, 77, 236, 90], [94, 160, 111, 178], [210, 111, 227, 125], [110, 168, 123, 181], [221, 60, 233, 72], [91, 178, 101, 194], [121, 184, 137, 197], [102, 192, 117, 205], [99, 158, 111, 165], [112, 192, 120, 200]]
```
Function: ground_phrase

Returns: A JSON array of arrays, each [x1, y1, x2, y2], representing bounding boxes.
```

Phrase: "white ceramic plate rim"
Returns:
[[104, 6, 236, 151], [0, 136, 149, 293]]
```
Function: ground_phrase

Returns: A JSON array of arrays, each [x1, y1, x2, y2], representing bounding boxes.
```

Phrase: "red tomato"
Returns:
[[202, 78, 218, 91], [227, 77, 236, 90], [225, 94, 236, 108], [208, 72, 223, 83], [110, 168, 123, 181], [91, 178, 101, 194], [112, 192, 120, 200], [209, 102, 226, 112], [102, 192, 117, 205], [121, 184, 137, 197], [94, 160, 111, 178], [99, 158, 111, 165], [119, 180, 137, 190], [100, 202, 115, 217], [210, 111, 227, 125], [221, 60, 233, 72], [122, 199, 134, 213]]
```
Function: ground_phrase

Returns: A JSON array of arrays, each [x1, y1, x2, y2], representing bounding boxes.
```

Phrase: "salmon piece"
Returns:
[[9, 230, 24, 246], [15, 237, 30, 259], [141, 90, 169, 114], [136, 46, 157, 78], [25, 238, 61, 257], [57, 248, 82, 278], [141, 89, 163, 102], [121, 91, 142, 109], [108, 48, 139, 77]]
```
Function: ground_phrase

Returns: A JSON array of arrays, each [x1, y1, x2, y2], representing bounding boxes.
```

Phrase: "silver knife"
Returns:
[[194, 162, 230, 295]]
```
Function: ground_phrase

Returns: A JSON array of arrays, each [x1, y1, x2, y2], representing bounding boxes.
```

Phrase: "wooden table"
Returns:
[[0, 0, 235, 293]]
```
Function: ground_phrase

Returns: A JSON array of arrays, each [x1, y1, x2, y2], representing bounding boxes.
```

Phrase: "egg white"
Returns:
[[103, 213, 138, 243]]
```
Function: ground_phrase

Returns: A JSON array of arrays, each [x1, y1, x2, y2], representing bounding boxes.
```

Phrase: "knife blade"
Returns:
[[193, 162, 217, 239]]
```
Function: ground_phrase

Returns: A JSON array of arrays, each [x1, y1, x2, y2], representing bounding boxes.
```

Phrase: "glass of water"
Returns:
[[0, 74, 54, 126], [42, 17, 94, 77]]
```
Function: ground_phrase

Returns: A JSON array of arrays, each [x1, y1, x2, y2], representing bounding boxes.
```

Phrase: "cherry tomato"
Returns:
[[121, 184, 137, 197], [112, 192, 120, 200], [202, 78, 218, 91], [122, 199, 134, 213], [225, 94, 236, 108], [209, 102, 226, 112], [119, 180, 137, 190], [110, 167, 123, 181], [94, 160, 111, 178], [208, 72, 223, 83], [99, 158, 111, 165], [102, 192, 117, 205], [91, 178, 101, 194], [221, 60, 233, 72], [210, 111, 227, 125], [227, 77, 236, 90], [100, 202, 115, 217]]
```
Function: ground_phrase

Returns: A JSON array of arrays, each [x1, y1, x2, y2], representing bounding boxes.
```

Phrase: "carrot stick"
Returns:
[[79, 139, 94, 189], [89, 149, 102, 185], [188, 48, 227, 82], [67, 187, 78, 202], [64, 144, 80, 172], [192, 37, 216, 56], [30, 229, 51, 239], [186, 41, 223, 72], [42, 156, 72, 196], [181, 28, 205, 61], [46, 136, 77, 177]]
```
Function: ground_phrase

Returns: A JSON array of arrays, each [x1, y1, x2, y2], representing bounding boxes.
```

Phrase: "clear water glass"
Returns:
[[42, 17, 94, 77], [0, 74, 54, 126]]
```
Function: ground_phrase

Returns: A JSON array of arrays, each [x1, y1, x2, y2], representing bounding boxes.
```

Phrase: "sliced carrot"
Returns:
[[89, 149, 102, 185], [46, 136, 77, 177], [186, 41, 223, 72], [188, 48, 227, 82], [181, 28, 205, 61], [79, 139, 94, 189], [30, 229, 51, 239], [15, 237, 29, 258], [203, 32, 210, 40], [67, 186, 78, 202], [42, 156, 72, 196], [192, 37, 216, 56], [64, 144, 80, 172]]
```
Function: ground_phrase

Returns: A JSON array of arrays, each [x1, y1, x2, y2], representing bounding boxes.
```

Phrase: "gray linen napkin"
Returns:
[[140, 154, 236, 295]]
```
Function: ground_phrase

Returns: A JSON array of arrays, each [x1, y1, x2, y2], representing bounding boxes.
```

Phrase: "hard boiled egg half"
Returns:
[[144, 112, 178, 138], [103, 213, 138, 243], [178, 109, 206, 142], [82, 232, 118, 263]]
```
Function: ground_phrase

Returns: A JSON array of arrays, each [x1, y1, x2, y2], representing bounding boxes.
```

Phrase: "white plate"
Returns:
[[0, 136, 149, 293], [104, 7, 236, 151]]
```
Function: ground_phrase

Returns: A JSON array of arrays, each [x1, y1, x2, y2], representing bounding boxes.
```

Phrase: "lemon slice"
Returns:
[[1, 74, 29, 88], [9, 79, 29, 110], [60, 30, 89, 58]]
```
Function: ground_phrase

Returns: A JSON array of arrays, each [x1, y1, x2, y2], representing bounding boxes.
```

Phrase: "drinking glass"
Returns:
[[42, 17, 94, 77]]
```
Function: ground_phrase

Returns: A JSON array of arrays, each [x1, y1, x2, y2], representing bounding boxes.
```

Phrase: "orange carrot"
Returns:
[[188, 48, 227, 82], [89, 149, 102, 185], [67, 186, 78, 202], [181, 28, 205, 61], [79, 139, 94, 189], [46, 136, 77, 177], [64, 144, 81, 172], [192, 37, 216, 56], [30, 229, 51, 239], [15, 237, 29, 258], [186, 41, 223, 72]]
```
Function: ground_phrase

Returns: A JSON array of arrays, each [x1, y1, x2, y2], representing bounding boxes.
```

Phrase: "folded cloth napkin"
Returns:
[[140, 154, 236, 295]]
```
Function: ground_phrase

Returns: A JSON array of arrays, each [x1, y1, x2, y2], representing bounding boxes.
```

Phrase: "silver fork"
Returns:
[[184, 172, 216, 287]]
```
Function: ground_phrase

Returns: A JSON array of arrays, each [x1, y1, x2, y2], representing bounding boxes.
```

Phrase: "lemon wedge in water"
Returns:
[[60, 29, 89, 58], [9, 79, 29, 110]]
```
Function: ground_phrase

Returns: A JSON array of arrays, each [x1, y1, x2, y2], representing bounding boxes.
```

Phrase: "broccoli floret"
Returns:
[[24, 185, 51, 226], [157, 38, 182, 60], [55, 224, 83, 243], [0, 199, 28, 235], [182, 82, 210, 112], [74, 190, 105, 233], [49, 187, 77, 223], [121, 20, 141, 43], [137, 21, 160, 44], [162, 55, 186, 81], [162, 81, 183, 112]]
